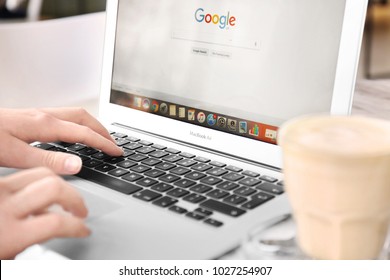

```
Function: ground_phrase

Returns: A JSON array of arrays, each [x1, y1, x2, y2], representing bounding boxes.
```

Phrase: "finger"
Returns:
[[2, 137, 82, 174], [15, 214, 90, 254], [10, 176, 88, 218], [33, 118, 122, 156], [39, 107, 115, 144], [1, 167, 55, 193]]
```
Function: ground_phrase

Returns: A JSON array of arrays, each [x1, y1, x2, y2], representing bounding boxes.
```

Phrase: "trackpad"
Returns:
[[76, 187, 122, 220]]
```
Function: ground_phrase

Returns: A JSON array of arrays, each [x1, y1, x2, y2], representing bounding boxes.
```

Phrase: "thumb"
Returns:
[[25, 147, 82, 175], [38, 151, 83, 175], [2, 138, 83, 175]]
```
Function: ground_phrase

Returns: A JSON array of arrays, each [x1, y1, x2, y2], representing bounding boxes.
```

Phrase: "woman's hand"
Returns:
[[0, 168, 90, 259], [0, 107, 122, 174]]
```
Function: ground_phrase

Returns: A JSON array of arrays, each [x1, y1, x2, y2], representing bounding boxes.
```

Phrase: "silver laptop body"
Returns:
[[40, 0, 367, 259]]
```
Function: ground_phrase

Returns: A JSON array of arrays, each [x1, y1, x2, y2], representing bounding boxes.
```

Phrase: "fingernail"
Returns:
[[64, 156, 82, 174]]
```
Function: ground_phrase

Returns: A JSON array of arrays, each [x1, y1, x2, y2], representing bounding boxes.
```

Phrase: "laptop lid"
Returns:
[[99, 0, 368, 169]]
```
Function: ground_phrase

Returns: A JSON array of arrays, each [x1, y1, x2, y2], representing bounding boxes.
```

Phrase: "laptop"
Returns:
[[40, 0, 367, 259]]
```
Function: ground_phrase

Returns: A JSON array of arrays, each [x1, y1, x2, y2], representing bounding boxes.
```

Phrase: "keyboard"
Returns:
[[34, 131, 284, 228]]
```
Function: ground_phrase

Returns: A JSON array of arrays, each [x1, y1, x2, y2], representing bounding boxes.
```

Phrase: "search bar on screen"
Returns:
[[172, 29, 260, 51]]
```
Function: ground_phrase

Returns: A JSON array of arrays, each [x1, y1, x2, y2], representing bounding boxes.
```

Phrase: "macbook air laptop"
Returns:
[[39, 0, 367, 259]]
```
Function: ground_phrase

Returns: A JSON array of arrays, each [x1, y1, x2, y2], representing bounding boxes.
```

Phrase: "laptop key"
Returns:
[[163, 154, 183, 163], [185, 172, 206, 180], [194, 208, 213, 216], [183, 193, 207, 204], [136, 178, 158, 187], [256, 182, 284, 195], [34, 143, 54, 150], [239, 177, 262, 187], [192, 163, 212, 172], [251, 192, 275, 202], [115, 138, 130, 146], [165, 148, 181, 154], [159, 174, 180, 183], [194, 157, 210, 163], [130, 164, 151, 173], [117, 160, 137, 169], [200, 176, 222, 186], [167, 188, 190, 198], [169, 205, 188, 214], [152, 144, 166, 150], [83, 159, 102, 168], [177, 159, 197, 167], [77, 167, 142, 195], [54, 141, 73, 148], [155, 162, 176, 170], [92, 152, 110, 160], [185, 212, 205, 221], [128, 154, 148, 162], [259, 175, 278, 183], [170, 167, 191, 176], [141, 158, 162, 166], [108, 168, 129, 177], [206, 168, 228, 176], [180, 152, 195, 158], [68, 144, 86, 152], [190, 184, 213, 194], [95, 164, 116, 173], [223, 195, 248, 205], [124, 143, 143, 150], [242, 193, 274, 210], [137, 147, 156, 154], [234, 186, 257, 196], [242, 170, 260, 177], [122, 149, 135, 157], [209, 161, 226, 167], [226, 165, 243, 172], [122, 173, 143, 182], [174, 179, 196, 188], [49, 147, 67, 152], [150, 151, 170, 158], [152, 196, 178, 208], [104, 156, 125, 164], [151, 182, 174, 192], [139, 140, 153, 146], [112, 132, 127, 138], [207, 189, 229, 199], [222, 172, 245, 181], [216, 181, 239, 191], [200, 199, 246, 217], [241, 199, 267, 210], [79, 147, 99, 156], [125, 136, 140, 142], [144, 169, 165, 178], [204, 218, 224, 227], [133, 189, 161, 201]]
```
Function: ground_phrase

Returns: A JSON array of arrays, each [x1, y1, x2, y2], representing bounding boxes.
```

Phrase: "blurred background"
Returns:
[[0, 0, 106, 19], [0, 0, 389, 119], [361, 0, 390, 79]]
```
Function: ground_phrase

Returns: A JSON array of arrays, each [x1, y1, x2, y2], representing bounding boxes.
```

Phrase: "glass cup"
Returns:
[[276, 115, 390, 260], [242, 215, 390, 260]]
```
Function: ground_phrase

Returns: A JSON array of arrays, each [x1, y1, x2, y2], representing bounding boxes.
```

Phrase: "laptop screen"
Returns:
[[110, 0, 347, 145]]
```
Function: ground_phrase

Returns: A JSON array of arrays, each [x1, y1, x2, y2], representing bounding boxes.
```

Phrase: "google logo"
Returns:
[[195, 8, 236, 30]]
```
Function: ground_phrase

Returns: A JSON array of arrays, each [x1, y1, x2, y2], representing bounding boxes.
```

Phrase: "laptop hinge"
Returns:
[[112, 122, 281, 173]]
